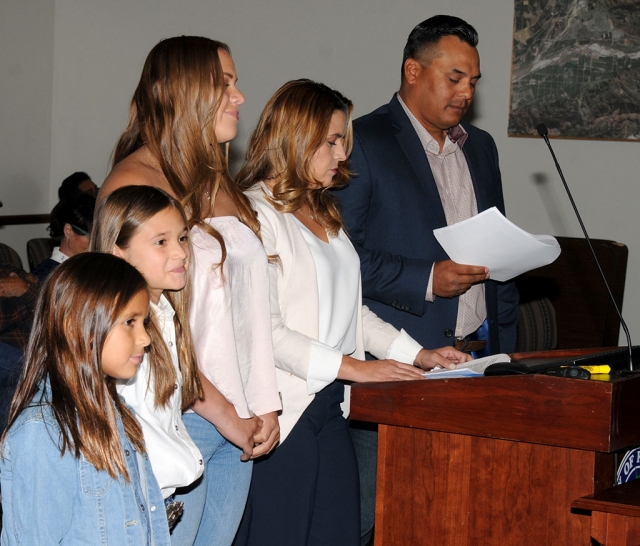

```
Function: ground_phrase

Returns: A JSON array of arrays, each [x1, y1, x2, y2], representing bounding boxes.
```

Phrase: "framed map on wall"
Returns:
[[508, 0, 640, 140]]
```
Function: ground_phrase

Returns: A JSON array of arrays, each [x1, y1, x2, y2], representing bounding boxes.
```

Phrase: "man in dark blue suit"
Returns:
[[338, 15, 518, 356], [337, 15, 519, 544]]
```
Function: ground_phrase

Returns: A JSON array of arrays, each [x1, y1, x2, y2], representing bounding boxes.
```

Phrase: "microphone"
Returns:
[[536, 123, 635, 373]]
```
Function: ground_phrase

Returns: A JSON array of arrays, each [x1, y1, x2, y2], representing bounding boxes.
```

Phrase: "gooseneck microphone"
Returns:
[[536, 123, 635, 372]]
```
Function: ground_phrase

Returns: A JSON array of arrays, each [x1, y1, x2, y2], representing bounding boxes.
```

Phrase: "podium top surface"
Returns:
[[350, 349, 640, 453]]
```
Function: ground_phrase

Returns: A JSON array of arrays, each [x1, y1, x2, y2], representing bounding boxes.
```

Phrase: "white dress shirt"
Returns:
[[117, 294, 203, 499], [398, 95, 486, 337]]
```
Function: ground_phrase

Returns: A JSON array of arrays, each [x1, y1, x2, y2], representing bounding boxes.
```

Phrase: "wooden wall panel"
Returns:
[[374, 426, 606, 545]]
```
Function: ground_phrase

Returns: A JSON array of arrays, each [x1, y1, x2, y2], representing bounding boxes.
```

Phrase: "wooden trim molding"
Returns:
[[0, 214, 50, 226]]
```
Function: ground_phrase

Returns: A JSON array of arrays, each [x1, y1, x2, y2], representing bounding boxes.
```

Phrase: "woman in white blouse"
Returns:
[[235, 79, 470, 546], [98, 37, 281, 546]]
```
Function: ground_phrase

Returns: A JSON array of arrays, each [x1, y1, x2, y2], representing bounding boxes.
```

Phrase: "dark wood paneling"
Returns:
[[0, 214, 50, 226], [590, 513, 640, 545]]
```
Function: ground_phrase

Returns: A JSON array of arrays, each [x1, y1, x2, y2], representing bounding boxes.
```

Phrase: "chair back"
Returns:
[[515, 297, 557, 352], [515, 237, 628, 349], [27, 238, 58, 271], [0, 242, 23, 269]]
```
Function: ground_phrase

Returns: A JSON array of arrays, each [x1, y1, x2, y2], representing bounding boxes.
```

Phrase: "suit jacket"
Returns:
[[246, 183, 417, 441], [336, 94, 519, 353]]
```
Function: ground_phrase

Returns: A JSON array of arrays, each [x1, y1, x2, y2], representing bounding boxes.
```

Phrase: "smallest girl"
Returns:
[[0, 252, 171, 545]]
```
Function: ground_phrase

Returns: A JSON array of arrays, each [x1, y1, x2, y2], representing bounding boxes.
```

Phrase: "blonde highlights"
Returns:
[[112, 36, 261, 265], [236, 79, 353, 237]]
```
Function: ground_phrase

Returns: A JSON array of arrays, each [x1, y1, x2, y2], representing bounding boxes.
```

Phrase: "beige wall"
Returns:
[[2, 0, 639, 343], [0, 1, 55, 267]]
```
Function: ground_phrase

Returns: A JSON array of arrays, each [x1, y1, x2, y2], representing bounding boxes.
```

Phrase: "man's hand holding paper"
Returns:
[[433, 259, 489, 298]]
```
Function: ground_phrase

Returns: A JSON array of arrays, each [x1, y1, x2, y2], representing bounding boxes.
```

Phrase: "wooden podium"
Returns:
[[350, 351, 640, 545]]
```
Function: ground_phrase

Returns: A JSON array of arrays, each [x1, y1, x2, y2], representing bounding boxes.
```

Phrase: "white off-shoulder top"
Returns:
[[188, 217, 281, 418]]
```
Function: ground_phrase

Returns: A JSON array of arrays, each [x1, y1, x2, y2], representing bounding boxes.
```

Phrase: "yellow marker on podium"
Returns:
[[578, 364, 611, 374]]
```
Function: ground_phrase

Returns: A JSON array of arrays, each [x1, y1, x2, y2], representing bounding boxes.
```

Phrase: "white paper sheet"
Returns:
[[433, 207, 561, 282], [424, 353, 511, 379]]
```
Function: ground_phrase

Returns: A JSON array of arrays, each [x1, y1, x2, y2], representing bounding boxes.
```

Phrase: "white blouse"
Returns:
[[117, 295, 203, 499], [295, 219, 424, 393], [189, 217, 281, 418], [294, 219, 359, 393], [245, 183, 424, 441]]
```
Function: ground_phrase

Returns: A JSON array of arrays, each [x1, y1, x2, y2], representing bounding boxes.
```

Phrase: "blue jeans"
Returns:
[[0, 343, 24, 434], [0, 342, 23, 387], [171, 412, 253, 546]]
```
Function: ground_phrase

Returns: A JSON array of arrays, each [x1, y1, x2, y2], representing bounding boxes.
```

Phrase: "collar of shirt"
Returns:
[[397, 93, 468, 153], [50, 247, 69, 264], [152, 293, 175, 323], [151, 293, 179, 371], [447, 124, 468, 148]]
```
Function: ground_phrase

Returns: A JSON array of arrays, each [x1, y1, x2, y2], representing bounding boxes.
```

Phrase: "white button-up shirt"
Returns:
[[117, 294, 203, 499]]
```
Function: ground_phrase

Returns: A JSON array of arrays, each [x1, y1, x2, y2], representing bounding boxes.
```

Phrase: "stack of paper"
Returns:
[[433, 207, 561, 282], [424, 353, 511, 379]]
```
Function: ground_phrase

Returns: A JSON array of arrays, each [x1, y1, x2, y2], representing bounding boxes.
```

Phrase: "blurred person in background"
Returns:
[[33, 192, 95, 283]]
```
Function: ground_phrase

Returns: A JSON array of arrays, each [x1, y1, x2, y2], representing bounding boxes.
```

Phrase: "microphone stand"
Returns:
[[536, 124, 636, 374]]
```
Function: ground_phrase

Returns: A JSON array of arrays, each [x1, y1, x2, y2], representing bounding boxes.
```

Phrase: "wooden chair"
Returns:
[[515, 237, 628, 350], [0, 242, 23, 269], [26, 238, 58, 271]]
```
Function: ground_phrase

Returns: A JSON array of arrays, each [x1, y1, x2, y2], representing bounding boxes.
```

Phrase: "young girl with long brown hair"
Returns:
[[91, 185, 207, 541], [0, 252, 171, 545], [97, 37, 281, 546]]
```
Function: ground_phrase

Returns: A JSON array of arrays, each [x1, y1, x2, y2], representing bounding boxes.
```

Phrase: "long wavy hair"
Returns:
[[236, 79, 353, 237], [1, 253, 148, 480], [112, 36, 261, 264], [90, 186, 203, 410]]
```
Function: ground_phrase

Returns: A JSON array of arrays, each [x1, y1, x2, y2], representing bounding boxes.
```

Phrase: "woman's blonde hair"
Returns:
[[236, 79, 353, 237], [90, 186, 203, 410], [2, 253, 148, 480], [113, 36, 261, 264]]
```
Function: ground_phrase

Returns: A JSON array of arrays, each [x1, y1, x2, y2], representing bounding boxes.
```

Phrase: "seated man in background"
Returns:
[[57, 171, 98, 200], [0, 262, 38, 431], [33, 192, 95, 283]]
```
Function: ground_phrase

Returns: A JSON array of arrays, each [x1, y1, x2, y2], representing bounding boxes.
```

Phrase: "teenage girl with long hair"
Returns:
[[97, 36, 281, 546], [91, 185, 209, 540], [0, 252, 171, 545]]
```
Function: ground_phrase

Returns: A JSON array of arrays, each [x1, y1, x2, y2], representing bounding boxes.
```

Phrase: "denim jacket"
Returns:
[[0, 384, 171, 545]]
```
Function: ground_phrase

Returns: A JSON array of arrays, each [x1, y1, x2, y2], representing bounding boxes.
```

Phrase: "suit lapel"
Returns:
[[387, 96, 447, 225]]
